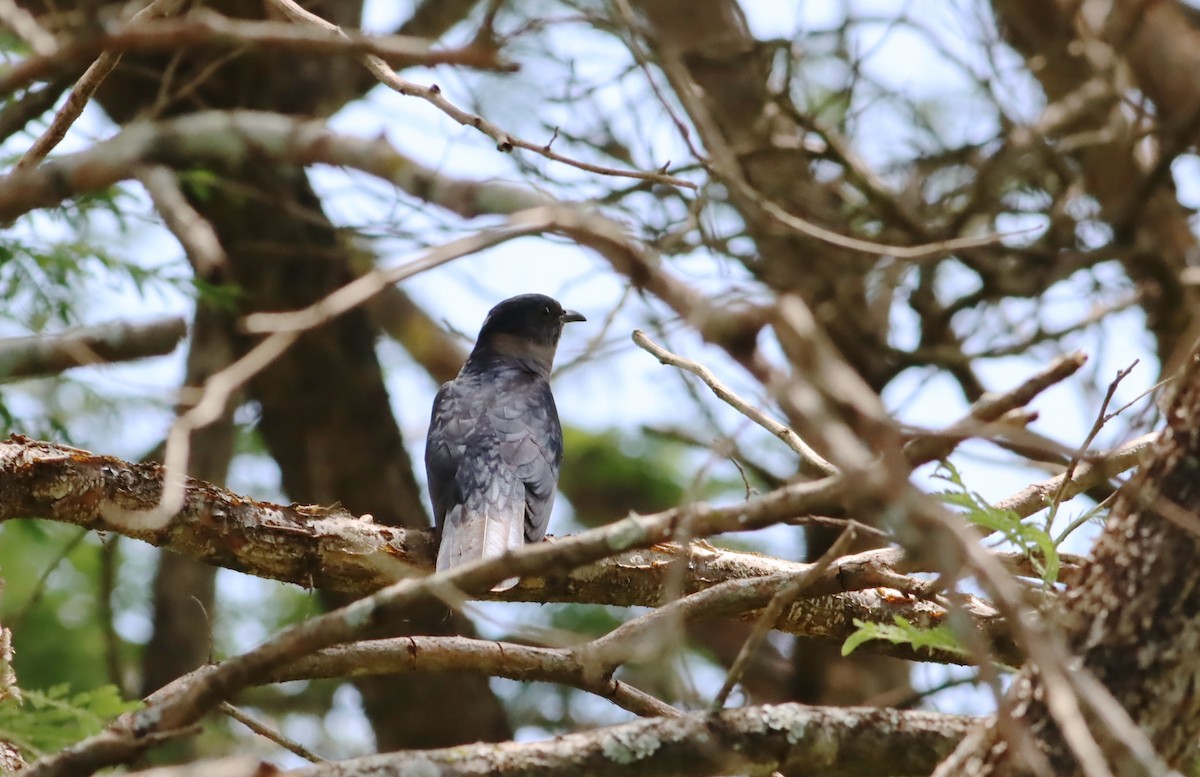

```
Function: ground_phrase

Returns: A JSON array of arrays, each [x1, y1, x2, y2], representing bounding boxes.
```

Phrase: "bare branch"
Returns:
[[264, 0, 694, 189], [281, 703, 976, 777], [995, 433, 1156, 519], [633, 329, 838, 477], [271, 636, 680, 719], [14, 0, 186, 170], [903, 351, 1089, 465], [0, 11, 511, 103], [136, 167, 227, 279], [10, 452, 841, 775], [0, 435, 1005, 664], [0, 316, 186, 381], [219, 703, 325, 763]]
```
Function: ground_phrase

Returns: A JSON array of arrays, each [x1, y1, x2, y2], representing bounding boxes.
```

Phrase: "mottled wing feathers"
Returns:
[[425, 367, 563, 587]]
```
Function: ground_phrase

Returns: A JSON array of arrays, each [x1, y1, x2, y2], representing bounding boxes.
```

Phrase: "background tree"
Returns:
[[0, 0, 1195, 775]]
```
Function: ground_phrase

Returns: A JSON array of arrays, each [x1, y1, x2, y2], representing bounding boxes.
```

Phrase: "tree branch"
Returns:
[[281, 703, 977, 777], [0, 435, 1002, 664], [0, 316, 187, 381], [0, 11, 510, 102], [14, 0, 185, 170], [271, 636, 680, 720], [903, 351, 1089, 465], [264, 0, 693, 189], [633, 329, 838, 477]]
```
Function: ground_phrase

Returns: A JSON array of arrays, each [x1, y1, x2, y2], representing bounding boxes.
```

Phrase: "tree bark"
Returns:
[[285, 703, 976, 777], [934, 342, 1200, 774]]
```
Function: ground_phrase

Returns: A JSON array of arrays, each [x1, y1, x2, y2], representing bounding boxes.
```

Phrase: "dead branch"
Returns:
[[14, 0, 185, 170], [904, 351, 1089, 465], [0, 11, 509, 102], [633, 329, 837, 476]]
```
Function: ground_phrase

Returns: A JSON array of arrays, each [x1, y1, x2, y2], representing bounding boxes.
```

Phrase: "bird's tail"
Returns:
[[436, 494, 526, 592]]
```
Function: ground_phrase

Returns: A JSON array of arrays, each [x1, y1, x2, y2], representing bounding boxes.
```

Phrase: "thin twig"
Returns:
[[263, 0, 695, 190], [709, 522, 859, 711], [15, 0, 186, 170], [0, 11, 514, 100], [219, 702, 326, 763], [648, 42, 1029, 258], [1047, 360, 1138, 520], [633, 329, 838, 476], [903, 351, 1089, 465]]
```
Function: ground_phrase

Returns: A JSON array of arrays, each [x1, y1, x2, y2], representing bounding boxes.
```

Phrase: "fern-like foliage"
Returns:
[[0, 684, 140, 758]]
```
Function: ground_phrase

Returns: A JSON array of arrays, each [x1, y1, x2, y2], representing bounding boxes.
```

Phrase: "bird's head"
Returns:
[[469, 294, 586, 374]]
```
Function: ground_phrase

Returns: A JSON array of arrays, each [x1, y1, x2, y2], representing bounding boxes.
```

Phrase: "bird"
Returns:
[[425, 293, 585, 590]]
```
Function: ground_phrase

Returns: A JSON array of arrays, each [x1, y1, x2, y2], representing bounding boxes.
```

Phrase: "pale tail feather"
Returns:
[[437, 503, 523, 591]]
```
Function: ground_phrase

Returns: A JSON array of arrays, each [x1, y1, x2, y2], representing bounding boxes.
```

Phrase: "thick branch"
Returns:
[[0, 12, 508, 100], [284, 703, 976, 777], [0, 435, 998, 663], [0, 316, 186, 380]]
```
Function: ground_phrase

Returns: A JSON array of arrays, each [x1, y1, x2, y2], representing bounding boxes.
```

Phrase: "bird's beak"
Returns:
[[560, 309, 586, 323]]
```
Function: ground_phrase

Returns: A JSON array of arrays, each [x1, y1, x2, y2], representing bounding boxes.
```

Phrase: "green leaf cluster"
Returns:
[[0, 683, 139, 757], [841, 616, 967, 658], [841, 463, 1065, 660], [934, 461, 1059, 585]]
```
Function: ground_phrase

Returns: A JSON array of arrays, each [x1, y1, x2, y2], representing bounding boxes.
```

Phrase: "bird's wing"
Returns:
[[492, 379, 562, 544], [428, 373, 563, 591], [428, 378, 519, 569], [425, 381, 466, 530]]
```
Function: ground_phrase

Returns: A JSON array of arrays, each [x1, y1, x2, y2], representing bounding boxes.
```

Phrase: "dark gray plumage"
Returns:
[[425, 294, 585, 590]]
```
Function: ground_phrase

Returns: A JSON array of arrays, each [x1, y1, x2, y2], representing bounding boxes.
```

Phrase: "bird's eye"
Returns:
[[543, 306, 553, 316]]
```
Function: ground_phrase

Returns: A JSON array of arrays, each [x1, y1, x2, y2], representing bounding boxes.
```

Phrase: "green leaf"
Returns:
[[0, 683, 140, 757], [841, 617, 968, 658], [934, 461, 1060, 585]]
